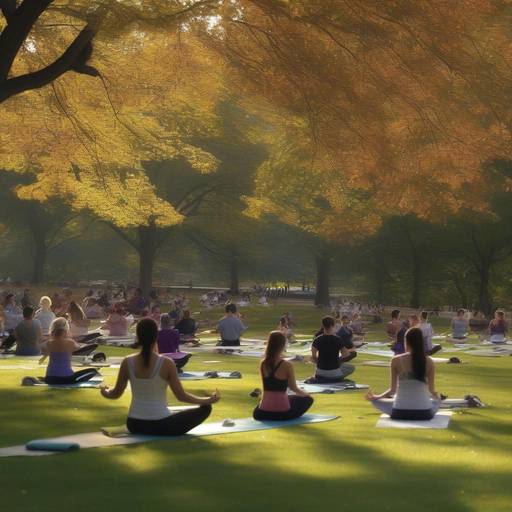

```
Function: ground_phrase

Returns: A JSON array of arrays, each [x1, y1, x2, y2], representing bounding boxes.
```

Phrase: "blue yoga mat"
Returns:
[[26, 440, 80, 452]]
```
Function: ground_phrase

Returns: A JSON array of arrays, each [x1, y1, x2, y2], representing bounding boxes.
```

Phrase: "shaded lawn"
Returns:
[[0, 303, 511, 512]]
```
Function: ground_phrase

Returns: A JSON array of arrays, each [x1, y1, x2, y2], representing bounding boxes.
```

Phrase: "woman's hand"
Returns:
[[100, 385, 110, 398], [207, 389, 221, 404]]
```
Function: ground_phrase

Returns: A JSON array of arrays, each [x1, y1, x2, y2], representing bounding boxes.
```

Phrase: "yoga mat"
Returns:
[[357, 349, 395, 358], [361, 360, 390, 367], [440, 398, 485, 409], [376, 411, 452, 429], [179, 371, 242, 380], [469, 348, 512, 357], [21, 375, 103, 389], [0, 414, 337, 457], [297, 382, 369, 393]]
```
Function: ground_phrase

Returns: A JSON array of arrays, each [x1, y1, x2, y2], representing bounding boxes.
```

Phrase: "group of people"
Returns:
[[99, 310, 443, 436], [0, 290, 496, 438], [386, 308, 509, 354]]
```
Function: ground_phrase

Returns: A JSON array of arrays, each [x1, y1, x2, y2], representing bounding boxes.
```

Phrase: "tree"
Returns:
[[0, 0, 216, 102], [0, 29, 222, 295], [0, 171, 90, 283]]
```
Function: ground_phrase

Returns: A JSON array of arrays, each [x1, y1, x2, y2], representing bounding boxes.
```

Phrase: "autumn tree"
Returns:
[[0, 0, 216, 102]]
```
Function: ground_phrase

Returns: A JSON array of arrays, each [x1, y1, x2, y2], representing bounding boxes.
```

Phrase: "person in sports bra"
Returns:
[[366, 326, 441, 420], [253, 331, 313, 421], [41, 318, 100, 385], [101, 318, 220, 436]]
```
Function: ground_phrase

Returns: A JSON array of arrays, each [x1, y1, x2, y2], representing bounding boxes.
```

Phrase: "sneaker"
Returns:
[[249, 388, 261, 398]]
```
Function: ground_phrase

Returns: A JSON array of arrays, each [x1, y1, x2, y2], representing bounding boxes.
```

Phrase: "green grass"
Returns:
[[1, 300, 511, 512]]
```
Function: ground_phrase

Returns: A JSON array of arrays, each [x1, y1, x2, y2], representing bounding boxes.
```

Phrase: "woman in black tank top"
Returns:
[[253, 331, 313, 421]]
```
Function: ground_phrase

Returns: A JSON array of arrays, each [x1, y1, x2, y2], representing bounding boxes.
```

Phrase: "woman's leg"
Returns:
[[174, 354, 192, 370], [44, 368, 99, 385], [253, 396, 314, 421], [370, 398, 394, 416], [128, 405, 212, 436], [71, 368, 100, 382]]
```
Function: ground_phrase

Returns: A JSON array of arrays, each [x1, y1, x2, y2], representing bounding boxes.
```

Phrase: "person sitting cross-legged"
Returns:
[[253, 331, 313, 421], [366, 326, 441, 420], [157, 314, 191, 370], [310, 316, 357, 383], [40, 318, 100, 385], [101, 318, 219, 436]]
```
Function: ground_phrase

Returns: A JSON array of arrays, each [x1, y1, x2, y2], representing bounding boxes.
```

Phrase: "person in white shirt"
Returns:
[[35, 296, 56, 336]]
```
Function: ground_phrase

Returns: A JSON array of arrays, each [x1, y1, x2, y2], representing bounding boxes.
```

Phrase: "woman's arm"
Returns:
[[165, 359, 220, 405], [367, 358, 398, 400], [101, 359, 129, 399], [311, 346, 318, 363], [426, 358, 439, 398], [286, 362, 310, 397]]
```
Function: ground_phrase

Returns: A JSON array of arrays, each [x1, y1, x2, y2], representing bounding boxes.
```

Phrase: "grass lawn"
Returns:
[[0, 299, 511, 512]]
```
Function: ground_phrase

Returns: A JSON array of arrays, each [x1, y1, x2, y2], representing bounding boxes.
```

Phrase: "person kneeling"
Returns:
[[41, 318, 100, 385], [101, 318, 219, 436], [310, 316, 356, 383], [366, 326, 441, 420], [254, 331, 313, 421]]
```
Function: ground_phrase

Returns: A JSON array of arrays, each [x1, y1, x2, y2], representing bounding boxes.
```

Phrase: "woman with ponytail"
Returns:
[[101, 318, 219, 435], [366, 327, 441, 420], [253, 331, 313, 421]]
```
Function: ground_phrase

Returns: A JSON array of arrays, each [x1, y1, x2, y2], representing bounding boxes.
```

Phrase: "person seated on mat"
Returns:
[[216, 303, 247, 346], [102, 304, 129, 337], [386, 309, 401, 345], [365, 326, 441, 420], [157, 314, 191, 370], [35, 296, 56, 336], [336, 315, 355, 346], [100, 318, 219, 436], [175, 310, 197, 339], [84, 298, 104, 320], [392, 315, 419, 355], [310, 316, 356, 382], [40, 318, 100, 384], [350, 313, 365, 339], [419, 311, 441, 355], [449, 309, 469, 342], [253, 331, 313, 421], [149, 304, 162, 326], [13, 306, 43, 356], [488, 310, 508, 343], [67, 301, 90, 337]]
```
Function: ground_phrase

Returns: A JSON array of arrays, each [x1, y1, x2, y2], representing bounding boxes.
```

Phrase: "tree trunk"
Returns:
[[314, 252, 330, 306], [31, 232, 47, 284], [402, 220, 422, 308], [138, 225, 159, 301], [410, 253, 422, 308], [228, 255, 240, 295], [477, 262, 492, 317]]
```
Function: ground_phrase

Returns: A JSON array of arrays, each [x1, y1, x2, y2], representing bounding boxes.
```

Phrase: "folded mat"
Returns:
[[179, 371, 242, 380], [0, 414, 337, 457], [297, 381, 369, 393], [376, 411, 452, 429], [21, 375, 103, 389]]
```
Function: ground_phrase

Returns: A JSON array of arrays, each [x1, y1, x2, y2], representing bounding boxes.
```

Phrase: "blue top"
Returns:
[[46, 351, 73, 378]]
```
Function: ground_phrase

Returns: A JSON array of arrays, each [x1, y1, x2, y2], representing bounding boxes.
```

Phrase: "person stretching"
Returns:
[[157, 314, 192, 370], [310, 316, 356, 382], [366, 327, 441, 420], [253, 331, 313, 421], [101, 318, 219, 436], [489, 310, 508, 344], [41, 318, 100, 385]]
